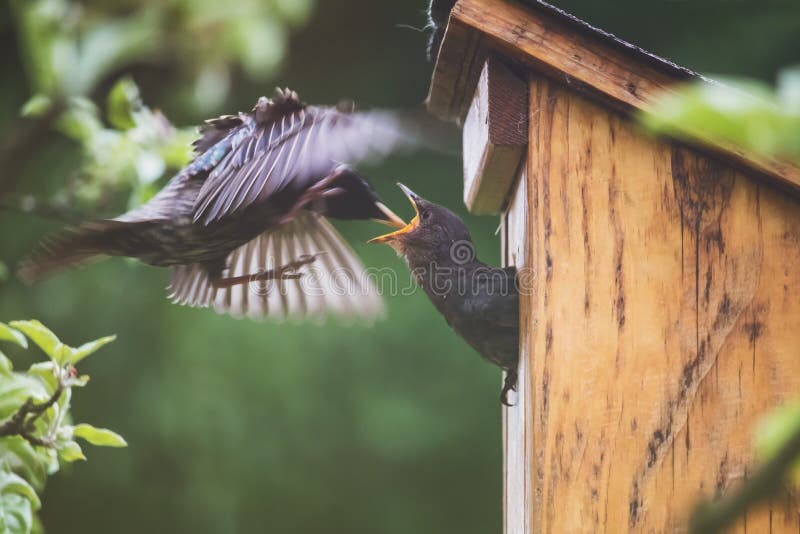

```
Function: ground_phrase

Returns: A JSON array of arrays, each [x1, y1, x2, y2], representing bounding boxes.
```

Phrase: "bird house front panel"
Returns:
[[502, 74, 800, 533]]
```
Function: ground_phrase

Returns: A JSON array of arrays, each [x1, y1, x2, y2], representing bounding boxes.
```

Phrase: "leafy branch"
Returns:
[[0, 321, 125, 534], [0, 382, 64, 448], [642, 66, 800, 165], [3, 0, 313, 216], [18, 78, 196, 214]]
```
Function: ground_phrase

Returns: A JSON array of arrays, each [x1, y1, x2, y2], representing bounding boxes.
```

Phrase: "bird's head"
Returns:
[[368, 184, 473, 264], [319, 169, 406, 228]]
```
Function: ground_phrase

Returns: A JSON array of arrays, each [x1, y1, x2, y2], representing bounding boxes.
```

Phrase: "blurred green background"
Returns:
[[1, 1, 799, 533]]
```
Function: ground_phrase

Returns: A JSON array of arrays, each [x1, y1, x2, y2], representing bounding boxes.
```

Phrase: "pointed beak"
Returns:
[[373, 201, 407, 228], [368, 183, 422, 244]]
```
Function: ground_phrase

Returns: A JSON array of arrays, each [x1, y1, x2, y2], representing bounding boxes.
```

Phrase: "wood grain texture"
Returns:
[[503, 166, 531, 534], [428, 0, 800, 196], [463, 56, 528, 215], [504, 75, 800, 532], [427, 14, 484, 124]]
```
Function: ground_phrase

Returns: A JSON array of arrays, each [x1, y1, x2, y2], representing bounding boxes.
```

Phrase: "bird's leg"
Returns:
[[211, 253, 321, 289], [500, 369, 518, 407]]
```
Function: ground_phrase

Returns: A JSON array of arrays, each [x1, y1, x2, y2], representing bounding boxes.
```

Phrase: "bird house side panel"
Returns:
[[503, 164, 531, 534], [518, 75, 800, 533]]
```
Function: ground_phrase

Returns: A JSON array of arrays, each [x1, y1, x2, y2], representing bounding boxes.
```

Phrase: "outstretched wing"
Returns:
[[113, 113, 247, 223], [192, 91, 413, 225], [169, 212, 385, 322]]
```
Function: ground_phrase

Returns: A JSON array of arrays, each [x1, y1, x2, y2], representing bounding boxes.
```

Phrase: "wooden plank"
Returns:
[[427, 0, 800, 196], [463, 56, 528, 214], [518, 74, 800, 532], [426, 16, 485, 124], [503, 165, 530, 534]]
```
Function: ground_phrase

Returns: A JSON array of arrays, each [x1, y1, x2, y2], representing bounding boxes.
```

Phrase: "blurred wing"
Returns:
[[169, 212, 385, 323], [192, 105, 413, 225]]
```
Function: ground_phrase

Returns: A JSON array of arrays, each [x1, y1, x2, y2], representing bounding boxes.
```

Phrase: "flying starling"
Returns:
[[369, 184, 520, 404], [20, 88, 411, 322]]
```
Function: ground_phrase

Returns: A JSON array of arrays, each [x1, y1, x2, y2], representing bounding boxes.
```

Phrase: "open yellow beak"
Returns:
[[373, 202, 407, 228], [368, 184, 420, 243]]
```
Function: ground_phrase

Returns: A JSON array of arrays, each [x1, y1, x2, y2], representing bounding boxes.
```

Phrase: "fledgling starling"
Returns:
[[19, 88, 412, 322], [370, 184, 520, 405]]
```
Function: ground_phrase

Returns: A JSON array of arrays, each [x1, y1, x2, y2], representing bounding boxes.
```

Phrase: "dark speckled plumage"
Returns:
[[21, 88, 413, 321], [370, 185, 520, 404]]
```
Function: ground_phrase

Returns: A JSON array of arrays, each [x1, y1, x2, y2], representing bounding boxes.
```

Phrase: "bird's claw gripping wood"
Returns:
[[211, 253, 323, 289], [500, 369, 518, 407]]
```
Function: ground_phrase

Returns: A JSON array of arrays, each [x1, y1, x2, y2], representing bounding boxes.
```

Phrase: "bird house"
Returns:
[[427, 0, 800, 531]]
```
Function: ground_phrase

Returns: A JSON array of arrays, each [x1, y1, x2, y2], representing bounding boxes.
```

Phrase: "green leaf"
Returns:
[[0, 470, 41, 534], [0, 323, 27, 349], [55, 97, 102, 143], [755, 400, 800, 481], [19, 94, 52, 118], [0, 471, 41, 511], [0, 437, 50, 492], [25, 362, 58, 394], [67, 335, 116, 365], [0, 352, 12, 376], [73, 424, 127, 448], [159, 128, 195, 168], [0, 492, 34, 534], [58, 440, 85, 463], [0, 374, 49, 420], [234, 19, 285, 79], [64, 374, 90, 388], [8, 321, 61, 362], [106, 76, 140, 130], [71, 13, 159, 96], [778, 66, 800, 112], [0, 471, 41, 534], [274, 0, 314, 24], [641, 70, 800, 165]]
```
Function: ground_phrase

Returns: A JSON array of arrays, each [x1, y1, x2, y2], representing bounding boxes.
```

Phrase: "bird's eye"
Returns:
[[421, 210, 431, 221]]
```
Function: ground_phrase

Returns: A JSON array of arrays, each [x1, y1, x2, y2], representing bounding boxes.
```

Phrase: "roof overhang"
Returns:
[[426, 0, 800, 193]]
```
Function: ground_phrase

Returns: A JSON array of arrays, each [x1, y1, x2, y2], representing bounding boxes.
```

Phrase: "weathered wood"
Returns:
[[427, 14, 484, 124], [463, 56, 528, 214], [502, 166, 530, 533], [507, 74, 800, 532], [428, 0, 800, 196]]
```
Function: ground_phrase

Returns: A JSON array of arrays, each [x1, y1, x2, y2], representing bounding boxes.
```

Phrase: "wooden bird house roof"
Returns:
[[426, 0, 800, 194]]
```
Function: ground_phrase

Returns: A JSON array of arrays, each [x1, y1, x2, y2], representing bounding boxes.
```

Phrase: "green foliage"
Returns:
[[10, 0, 313, 110], [22, 79, 196, 210], [642, 66, 800, 165], [755, 401, 800, 481], [9, 0, 314, 215], [0, 321, 124, 534], [6, 1, 796, 533]]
